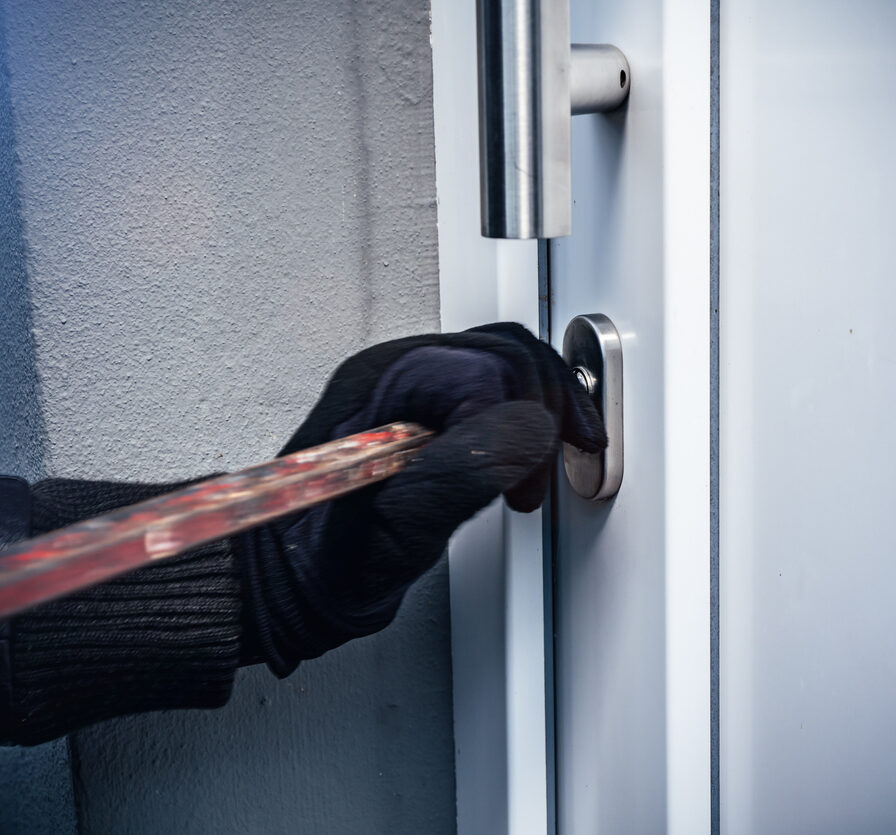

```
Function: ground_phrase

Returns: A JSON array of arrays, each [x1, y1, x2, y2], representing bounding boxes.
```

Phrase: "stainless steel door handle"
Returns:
[[476, 0, 630, 239], [563, 314, 624, 500]]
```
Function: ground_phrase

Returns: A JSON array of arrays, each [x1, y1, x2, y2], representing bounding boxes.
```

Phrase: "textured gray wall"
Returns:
[[0, 0, 453, 832]]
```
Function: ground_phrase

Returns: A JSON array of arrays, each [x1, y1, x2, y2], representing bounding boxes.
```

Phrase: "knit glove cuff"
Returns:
[[233, 510, 401, 679]]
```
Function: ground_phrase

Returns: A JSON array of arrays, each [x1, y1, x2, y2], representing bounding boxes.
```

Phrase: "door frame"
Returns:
[[430, 1, 713, 830]]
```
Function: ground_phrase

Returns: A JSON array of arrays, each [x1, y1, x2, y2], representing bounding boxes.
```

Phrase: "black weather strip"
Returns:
[[710, 0, 721, 831], [538, 238, 558, 835]]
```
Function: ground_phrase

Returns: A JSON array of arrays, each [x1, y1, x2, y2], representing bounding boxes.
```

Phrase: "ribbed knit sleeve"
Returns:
[[2, 479, 242, 746]]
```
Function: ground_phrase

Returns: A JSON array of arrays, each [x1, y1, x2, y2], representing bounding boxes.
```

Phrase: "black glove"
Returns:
[[237, 323, 606, 676], [0, 323, 605, 743]]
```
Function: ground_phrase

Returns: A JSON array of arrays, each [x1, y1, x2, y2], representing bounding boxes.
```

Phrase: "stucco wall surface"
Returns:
[[0, 0, 453, 831]]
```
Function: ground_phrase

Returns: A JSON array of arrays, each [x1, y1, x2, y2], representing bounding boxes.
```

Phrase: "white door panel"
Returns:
[[553, 1, 710, 832], [721, 2, 896, 832], [551, 47, 668, 835]]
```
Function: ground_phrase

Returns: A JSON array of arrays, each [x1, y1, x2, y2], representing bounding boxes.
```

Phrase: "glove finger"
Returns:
[[503, 455, 554, 513], [279, 333, 443, 454], [366, 400, 558, 581], [281, 323, 604, 460], [468, 322, 607, 452], [558, 366, 608, 452], [279, 330, 535, 456], [332, 345, 523, 439]]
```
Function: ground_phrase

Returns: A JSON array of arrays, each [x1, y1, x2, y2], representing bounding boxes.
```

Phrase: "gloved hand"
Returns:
[[236, 323, 606, 676]]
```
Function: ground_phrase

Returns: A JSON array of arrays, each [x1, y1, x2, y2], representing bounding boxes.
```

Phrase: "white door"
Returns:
[[432, 0, 710, 832], [434, 0, 895, 832]]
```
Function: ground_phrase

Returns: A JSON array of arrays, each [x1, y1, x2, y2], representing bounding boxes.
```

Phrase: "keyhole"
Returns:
[[572, 366, 598, 396]]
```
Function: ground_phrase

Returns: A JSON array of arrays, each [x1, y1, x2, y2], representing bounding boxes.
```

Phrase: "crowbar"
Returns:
[[0, 422, 433, 620]]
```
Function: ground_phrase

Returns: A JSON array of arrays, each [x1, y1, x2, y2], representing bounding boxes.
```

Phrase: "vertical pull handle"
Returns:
[[476, 0, 631, 239]]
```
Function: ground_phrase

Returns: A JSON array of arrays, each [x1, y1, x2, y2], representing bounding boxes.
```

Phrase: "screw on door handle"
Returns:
[[563, 314, 624, 500]]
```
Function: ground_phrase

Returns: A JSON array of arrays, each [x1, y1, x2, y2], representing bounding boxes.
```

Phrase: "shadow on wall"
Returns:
[[0, 20, 77, 835], [0, 7, 45, 480]]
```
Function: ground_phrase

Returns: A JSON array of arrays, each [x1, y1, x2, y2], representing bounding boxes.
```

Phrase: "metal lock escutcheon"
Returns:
[[562, 314, 623, 500]]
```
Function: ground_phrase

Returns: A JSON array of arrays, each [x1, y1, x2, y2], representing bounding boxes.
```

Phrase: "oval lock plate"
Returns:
[[562, 314, 624, 500]]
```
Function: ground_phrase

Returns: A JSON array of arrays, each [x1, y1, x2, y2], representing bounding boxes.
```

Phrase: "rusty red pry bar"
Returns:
[[0, 422, 433, 620]]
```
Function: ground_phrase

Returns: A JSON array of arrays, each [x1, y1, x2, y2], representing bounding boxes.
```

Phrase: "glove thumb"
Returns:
[[299, 401, 558, 639]]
